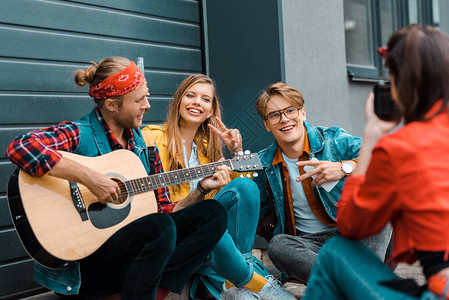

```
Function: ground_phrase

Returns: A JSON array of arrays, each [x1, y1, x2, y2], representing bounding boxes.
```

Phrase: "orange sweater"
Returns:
[[338, 102, 449, 264]]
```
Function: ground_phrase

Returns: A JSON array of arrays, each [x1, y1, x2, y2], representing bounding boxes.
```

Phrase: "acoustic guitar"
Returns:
[[7, 149, 262, 268]]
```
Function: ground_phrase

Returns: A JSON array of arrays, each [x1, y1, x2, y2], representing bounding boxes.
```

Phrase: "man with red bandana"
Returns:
[[6, 57, 228, 300]]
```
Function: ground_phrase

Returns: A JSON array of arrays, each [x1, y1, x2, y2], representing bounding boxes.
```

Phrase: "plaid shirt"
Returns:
[[6, 109, 174, 214]]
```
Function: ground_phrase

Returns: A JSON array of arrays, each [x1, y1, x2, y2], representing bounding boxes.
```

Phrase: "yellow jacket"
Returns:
[[141, 125, 211, 203]]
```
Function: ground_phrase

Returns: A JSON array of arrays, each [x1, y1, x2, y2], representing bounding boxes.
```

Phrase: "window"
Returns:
[[344, 0, 439, 81], [344, 0, 374, 68]]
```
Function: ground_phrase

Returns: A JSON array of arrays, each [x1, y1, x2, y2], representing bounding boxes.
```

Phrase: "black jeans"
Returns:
[[78, 200, 227, 300]]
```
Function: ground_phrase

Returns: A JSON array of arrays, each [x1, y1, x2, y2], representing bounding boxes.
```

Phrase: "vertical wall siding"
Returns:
[[0, 0, 203, 296]]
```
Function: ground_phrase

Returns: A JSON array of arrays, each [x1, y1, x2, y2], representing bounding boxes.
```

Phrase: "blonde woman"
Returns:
[[142, 74, 295, 300]]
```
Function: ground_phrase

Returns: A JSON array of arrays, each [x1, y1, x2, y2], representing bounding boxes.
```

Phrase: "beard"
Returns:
[[113, 111, 141, 130]]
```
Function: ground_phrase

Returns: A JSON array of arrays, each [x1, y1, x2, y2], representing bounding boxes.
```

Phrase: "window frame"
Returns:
[[346, 0, 438, 82]]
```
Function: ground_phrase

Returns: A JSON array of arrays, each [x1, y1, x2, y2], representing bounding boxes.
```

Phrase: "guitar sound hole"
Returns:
[[110, 178, 128, 205]]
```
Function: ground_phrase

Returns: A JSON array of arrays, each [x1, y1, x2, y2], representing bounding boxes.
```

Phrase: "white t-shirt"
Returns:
[[182, 139, 201, 192], [282, 153, 333, 234]]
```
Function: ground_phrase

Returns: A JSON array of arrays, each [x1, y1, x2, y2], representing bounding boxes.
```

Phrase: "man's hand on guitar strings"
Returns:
[[199, 164, 231, 192], [47, 156, 121, 204], [85, 171, 121, 204]]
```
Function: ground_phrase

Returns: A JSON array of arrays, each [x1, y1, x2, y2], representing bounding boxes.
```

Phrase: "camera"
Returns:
[[373, 81, 402, 121]]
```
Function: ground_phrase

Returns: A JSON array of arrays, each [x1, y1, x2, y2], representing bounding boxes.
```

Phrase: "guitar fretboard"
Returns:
[[124, 160, 233, 195]]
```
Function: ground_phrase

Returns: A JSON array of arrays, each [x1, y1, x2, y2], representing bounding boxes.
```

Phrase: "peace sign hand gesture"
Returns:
[[208, 117, 243, 154]]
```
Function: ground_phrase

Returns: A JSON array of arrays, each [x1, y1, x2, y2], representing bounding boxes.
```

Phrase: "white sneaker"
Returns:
[[219, 285, 261, 300], [256, 275, 296, 300]]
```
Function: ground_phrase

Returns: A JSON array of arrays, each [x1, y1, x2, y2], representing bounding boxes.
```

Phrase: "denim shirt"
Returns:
[[34, 109, 151, 295], [253, 122, 362, 237]]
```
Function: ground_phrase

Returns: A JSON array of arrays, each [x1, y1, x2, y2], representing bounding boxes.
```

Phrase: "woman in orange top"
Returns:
[[303, 25, 449, 299]]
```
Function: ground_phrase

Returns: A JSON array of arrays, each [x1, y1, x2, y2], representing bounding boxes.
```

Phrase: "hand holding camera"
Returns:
[[373, 81, 402, 122]]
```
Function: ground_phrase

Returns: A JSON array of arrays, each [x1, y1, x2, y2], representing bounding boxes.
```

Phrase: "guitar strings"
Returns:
[[112, 160, 235, 198]]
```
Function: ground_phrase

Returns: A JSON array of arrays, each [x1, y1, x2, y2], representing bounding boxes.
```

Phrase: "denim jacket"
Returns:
[[253, 122, 362, 237], [34, 109, 151, 295]]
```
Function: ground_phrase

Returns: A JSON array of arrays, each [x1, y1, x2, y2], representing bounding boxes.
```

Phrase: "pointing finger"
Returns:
[[296, 160, 320, 167]]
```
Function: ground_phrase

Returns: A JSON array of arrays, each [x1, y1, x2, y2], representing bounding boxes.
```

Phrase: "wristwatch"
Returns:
[[341, 161, 353, 177]]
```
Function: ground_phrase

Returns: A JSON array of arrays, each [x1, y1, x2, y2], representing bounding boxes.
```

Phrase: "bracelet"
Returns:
[[197, 181, 211, 195]]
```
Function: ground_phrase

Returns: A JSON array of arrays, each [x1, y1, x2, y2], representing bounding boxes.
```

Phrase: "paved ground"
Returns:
[[285, 262, 425, 299], [21, 261, 424, 300]]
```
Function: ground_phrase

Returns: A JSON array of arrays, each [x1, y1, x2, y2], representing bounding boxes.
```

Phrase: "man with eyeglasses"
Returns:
[[252, 82, 392, 283]]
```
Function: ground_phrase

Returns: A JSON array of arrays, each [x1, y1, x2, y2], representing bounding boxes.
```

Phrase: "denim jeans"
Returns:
[[267, 225, 392, 282], [303, 236, 444, 300], [193, 178, 268, 297], [79, 200, 227, 299]]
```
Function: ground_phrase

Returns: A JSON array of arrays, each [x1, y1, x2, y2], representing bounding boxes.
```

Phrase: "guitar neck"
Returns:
[[125, 159, 233, 195]]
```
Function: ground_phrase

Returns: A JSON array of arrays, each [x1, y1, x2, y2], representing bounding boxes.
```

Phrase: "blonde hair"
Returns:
[[165, 74, 223, 196], [74, 56, 131, 105], [256, 82, 305, 118]]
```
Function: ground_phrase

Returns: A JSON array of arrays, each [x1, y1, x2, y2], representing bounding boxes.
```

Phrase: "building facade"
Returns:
[[0, 0, 447, 297]]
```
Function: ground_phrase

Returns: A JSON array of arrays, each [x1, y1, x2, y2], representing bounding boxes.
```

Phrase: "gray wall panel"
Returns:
[[0, 96, 171, 126], [0, 196, 13, 228], [0, 95, 96, 124], [281, 0, 359, 135], [0, 162, 18, 194], [2, 0, 201, 47], [0, 60, 195, 94], [0, 229, 29, 261], [0, 26, 202, 71], [67, 0, 200, 23], [0, 261, 39, 296]]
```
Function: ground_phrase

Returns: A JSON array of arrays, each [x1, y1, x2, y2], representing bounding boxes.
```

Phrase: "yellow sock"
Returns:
[[244, 272, 267, 293], [225, 279, 234, 290]]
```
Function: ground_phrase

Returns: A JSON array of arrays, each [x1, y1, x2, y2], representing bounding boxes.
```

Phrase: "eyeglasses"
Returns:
[[265, 106, 302, 125]]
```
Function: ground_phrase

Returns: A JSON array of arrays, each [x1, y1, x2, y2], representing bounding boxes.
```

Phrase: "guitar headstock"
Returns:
[[230, 151, 263, 177]]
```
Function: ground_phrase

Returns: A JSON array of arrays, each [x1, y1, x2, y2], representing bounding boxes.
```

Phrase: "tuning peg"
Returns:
[[253, 172, 259, 177], [244, 150, 250, 155], [239, 174, 244, 178], [246, 173, 251, 178], [238, 151, 244, 156]]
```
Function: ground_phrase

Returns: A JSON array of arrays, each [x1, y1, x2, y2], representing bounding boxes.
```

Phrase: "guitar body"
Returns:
[[8, 150, 158, 268], [7, 149, 262, 268]]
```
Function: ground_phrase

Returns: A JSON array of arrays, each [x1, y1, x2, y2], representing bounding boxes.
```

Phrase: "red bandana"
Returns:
[[88, 61, 146, 100]]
